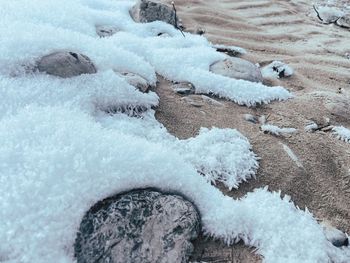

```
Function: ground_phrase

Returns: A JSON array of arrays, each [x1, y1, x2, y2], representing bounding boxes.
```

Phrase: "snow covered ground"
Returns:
[[0, 0, 349, 262]]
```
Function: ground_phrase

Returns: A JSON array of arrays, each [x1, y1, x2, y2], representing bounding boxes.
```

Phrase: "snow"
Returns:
[[305, 122, 319, 132], [0, 0, 349, 262], [332, 126, 350, 143], [261, 124, 297, 136]]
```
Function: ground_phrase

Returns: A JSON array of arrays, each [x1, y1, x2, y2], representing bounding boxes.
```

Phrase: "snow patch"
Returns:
[[332, 126, 350, 143]]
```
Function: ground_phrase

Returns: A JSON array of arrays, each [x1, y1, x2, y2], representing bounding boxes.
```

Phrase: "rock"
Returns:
[[325, 95, 350, 121], [96, 25, 119, 37], [210, 57, 263, 83], [321, 222, 349, 247], [37, 51, 97, 78], [261, 61, 293, 79], [336, 15, 350, 29], [75, 189, 200, 263], [313, 6, 343, 24], [173, 82, 195, 95], [201, 95, 224, 107], [116, 72, 151, 93], [182, 96, 204, 107], [130, 0, 177, 27]]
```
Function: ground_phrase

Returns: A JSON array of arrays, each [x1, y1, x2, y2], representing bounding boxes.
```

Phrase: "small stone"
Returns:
[[210, 57, 263, 83], [37, 51, 97, 78], [336, 15, 350, 29], [321, 222, 349, 247], [96, 25, 119, 37], [75, 189, 200, 263], [182, 95, 204, 107], [116, 71, 151, 93], [130, 0, 177, 27], [173, 82, 195, 95]]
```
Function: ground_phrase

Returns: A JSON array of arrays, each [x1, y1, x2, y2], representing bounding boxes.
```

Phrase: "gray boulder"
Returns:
[[96, 25, 119, 37], [37, 51, 97, 78], [210, 57, 263, 83], [130, 0, 177, 27], [75, 189, 200, 263]]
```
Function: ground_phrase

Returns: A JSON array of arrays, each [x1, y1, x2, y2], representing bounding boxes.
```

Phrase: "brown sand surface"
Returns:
[[152, 0, 350, 262]]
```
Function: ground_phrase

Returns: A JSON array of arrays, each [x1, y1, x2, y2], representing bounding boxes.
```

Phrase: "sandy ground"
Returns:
[[151, 0, 350, 262]]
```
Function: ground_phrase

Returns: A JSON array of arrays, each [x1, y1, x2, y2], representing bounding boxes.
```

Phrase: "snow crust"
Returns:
[[0, 0, 349, 262]]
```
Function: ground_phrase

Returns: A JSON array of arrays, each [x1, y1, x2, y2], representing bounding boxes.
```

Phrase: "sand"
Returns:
[[151, 0, 350, 262]]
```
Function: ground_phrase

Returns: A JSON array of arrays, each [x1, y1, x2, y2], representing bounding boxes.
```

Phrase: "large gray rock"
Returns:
[[37, 51, 97, 78], [75, 189, 200, 263], [210, 57, 263, 83], [130, 0, 177, 27]]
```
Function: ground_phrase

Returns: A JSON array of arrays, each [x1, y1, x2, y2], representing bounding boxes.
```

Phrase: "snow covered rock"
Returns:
[[130, 0, 177, 27], [96, 25, 119, 37], [321, 223, 349, 247], [116, 72, 152, 93], [261, 124, 297, 136], [75, 189, 200, 263], [313, 6, 344, 24], [332, 126, 350, 143], [336, 15, 350, 29], [37, 51, 97, 78], [261, 61, 294, 79], [210, 58, 263, 83]]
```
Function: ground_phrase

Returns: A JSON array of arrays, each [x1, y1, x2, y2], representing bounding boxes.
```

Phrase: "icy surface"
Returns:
[[0, 0, 349, 263], [332, 126, 350, 143]]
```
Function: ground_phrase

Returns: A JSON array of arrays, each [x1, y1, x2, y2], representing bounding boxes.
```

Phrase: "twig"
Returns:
[[171, 1, 185, 37]]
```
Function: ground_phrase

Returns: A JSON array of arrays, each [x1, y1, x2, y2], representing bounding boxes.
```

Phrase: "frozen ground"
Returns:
[[0, 0, 349, 263]]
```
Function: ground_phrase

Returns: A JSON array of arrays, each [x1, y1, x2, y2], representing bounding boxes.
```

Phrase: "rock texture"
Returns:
[[75, 189, 200, 263], [37, 51, 97, 78], [96, 25, 119, 37], [130, 0, 177, 26], [210, 58, 263, 83]]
